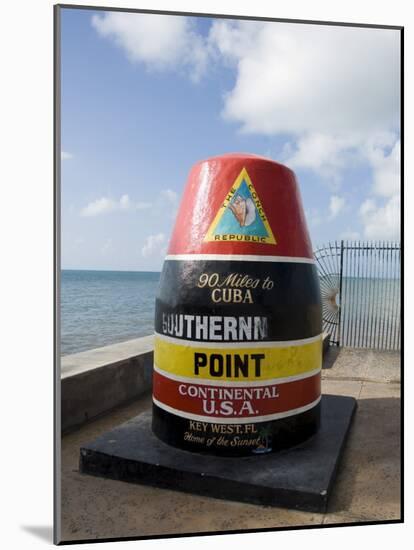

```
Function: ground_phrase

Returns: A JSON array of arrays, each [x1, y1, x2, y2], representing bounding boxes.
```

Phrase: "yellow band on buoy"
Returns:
[[154, 334, 322, 382]]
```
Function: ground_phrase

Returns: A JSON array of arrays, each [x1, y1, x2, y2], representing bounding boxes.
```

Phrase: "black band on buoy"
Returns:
[[152, 155, 322, 455]]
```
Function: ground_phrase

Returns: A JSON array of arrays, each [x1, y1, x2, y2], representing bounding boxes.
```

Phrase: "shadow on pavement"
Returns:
[[322, 346, 341, 369], [20, 525, 53, 543]]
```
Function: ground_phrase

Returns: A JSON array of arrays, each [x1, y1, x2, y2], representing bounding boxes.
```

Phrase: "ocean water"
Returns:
[[61, 270, 401, 356], [340, 277, 401, 349], [60, 270, 160, 356]]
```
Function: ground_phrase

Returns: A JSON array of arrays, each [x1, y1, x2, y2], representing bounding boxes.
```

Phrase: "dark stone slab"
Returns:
[[79, 394, 356, 513]]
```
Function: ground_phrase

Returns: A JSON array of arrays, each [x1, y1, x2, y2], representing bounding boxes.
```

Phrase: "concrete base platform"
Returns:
[[79, 394, 356, 513]]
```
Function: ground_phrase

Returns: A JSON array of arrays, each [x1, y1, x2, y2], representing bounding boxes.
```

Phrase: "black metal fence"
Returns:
[[314, 241, 401, 350]]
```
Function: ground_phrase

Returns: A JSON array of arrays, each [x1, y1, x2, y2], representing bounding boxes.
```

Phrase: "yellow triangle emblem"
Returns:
[[204, 167, 277, 244]]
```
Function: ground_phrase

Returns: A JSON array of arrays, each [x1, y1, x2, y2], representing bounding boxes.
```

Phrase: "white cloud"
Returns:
[[359, 194, 400, 240], [208, 20, 262, 63], [81, 197, 116, 217], [305, 208, 322, 228], [61, 151, 73, 160], [119, 194, 130, 209], [161, 189, 178, 203], [364, 138, 400, 198], [90, 16, 400, 183], [81, 194, 151, 217], [88, 17, 401, 242], [206, 20, 402, 240], [329, 195, 345, 220], [209, 21, 400, 184], [357, 136, 400, 240], [91, 13, 210, 82], [281, 133, 359, 185], [210, 22, 399, 137], [141, 233, 167, 258]]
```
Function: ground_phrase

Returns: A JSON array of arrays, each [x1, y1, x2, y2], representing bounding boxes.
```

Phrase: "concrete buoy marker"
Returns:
[[152, 153, 322, 456]]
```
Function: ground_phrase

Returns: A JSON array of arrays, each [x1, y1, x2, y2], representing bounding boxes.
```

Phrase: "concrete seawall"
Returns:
[[61, 336, 154, 433]]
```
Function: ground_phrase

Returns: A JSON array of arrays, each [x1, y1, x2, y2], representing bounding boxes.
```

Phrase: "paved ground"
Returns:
[[59, 348, 401, 542]]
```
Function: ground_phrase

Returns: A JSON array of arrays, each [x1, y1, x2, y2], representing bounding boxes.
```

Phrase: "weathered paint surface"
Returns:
[[152, 153, 322, 455], [167, 154, 313, 258]]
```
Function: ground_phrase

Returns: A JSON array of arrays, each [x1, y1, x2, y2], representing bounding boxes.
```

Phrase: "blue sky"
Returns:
[[61, 8, 401, 271]]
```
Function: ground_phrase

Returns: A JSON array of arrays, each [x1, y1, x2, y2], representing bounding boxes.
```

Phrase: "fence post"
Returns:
[[338, 240, 344, 347]]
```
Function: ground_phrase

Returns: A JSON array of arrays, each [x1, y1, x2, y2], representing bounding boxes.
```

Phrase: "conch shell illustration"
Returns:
[[229, 195, 256, 227]]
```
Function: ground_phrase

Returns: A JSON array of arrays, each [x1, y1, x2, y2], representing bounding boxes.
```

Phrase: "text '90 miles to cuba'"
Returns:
[[197, 271, 274, 304]]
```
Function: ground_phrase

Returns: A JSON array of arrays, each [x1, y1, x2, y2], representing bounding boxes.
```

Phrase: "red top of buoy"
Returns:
[[167, 154, 313, 259]]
